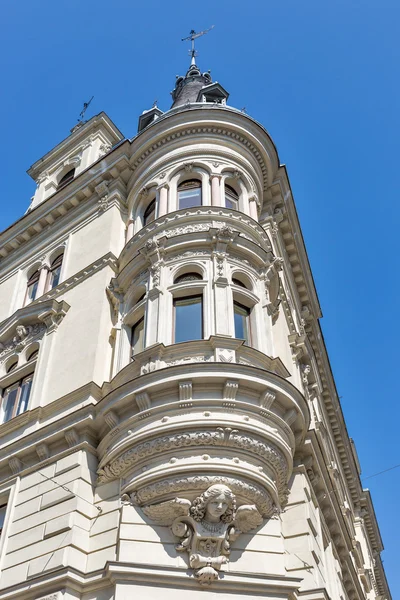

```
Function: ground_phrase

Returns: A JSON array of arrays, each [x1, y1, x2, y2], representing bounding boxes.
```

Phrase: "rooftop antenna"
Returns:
[[182, 26, 214, 66], [78, 96, 94, 122]]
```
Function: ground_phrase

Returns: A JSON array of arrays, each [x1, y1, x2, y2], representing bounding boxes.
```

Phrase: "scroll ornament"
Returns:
[[143, 484, 262, 585]]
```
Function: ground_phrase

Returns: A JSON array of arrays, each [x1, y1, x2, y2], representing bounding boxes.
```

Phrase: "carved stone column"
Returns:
[[249, 196, 258, 220], [36, 264, 49, 298], [210, 174, 222, 207], [158, 184, 169, 217], [126, 219, 134, 242]]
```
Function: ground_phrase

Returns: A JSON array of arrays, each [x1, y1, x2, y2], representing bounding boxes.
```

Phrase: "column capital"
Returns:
[[209, 173, 222, 182], [157, 182, 170, 191]]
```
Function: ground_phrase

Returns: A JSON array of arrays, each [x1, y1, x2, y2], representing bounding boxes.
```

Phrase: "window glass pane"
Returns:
[[27, 280, 38, 302], [0, 505, 6, 531], [225, 196, 237, 209], [132, 318, 145, 355], [17, 377, 32, 415], [50, 265, 62, 288], [234, 303, 250, 344], [144, 200, 156, 225], [174, 296, 202, 343], [225, 185, 238, 209], [2, 385, 19, 423], [178, 186, 202, 209]]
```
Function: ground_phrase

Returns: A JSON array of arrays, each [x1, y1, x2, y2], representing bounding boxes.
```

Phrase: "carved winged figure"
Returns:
[[143, 484, 262, 585]]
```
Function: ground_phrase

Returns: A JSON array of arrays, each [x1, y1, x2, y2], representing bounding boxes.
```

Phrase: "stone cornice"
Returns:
[[128, 105, 280, 192], [0, 144, 130, 266], [262, 165, 388, 587], [39, 252, 118, 302], [27, 113, 124, 180], [0, 298, 70, 346]]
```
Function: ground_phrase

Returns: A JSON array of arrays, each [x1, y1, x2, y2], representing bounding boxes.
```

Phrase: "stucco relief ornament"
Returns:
[[143, 484, 262, 585]]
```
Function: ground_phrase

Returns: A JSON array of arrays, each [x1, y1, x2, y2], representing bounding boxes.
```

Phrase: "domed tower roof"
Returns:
[[171, 63, 213, 108]]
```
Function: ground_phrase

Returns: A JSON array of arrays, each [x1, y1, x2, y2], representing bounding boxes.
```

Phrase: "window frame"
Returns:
[[131, 316, 145, 357], [143, 198, 156, 226], [0, 372, 34, 424], [47, 254, 63, 291], [57, 168, 75, 190], [173, 293, 204, 343], [177, 179, 202, 210], [233, 301, 251, 345], [224, 184, 239, 210], [25, 270, 40, 305]]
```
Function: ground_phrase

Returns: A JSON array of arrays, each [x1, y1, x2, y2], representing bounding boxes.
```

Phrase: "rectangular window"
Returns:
[[132, 317, 145, 356], [178, 181, 202, 210], [174, 295, 203, 343], [234, 302, 250, 345], [0, 374, 33, 423]]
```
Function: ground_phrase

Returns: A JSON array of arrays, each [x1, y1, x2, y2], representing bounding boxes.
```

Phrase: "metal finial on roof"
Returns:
[[181, 26, 214, 66], [78, 96, 94, 122]]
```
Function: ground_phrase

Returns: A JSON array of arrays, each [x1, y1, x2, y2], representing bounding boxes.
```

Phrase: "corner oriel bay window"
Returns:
[[174, 295, 203, 343], [178, 180, 202, 210], [234, 301, 251, 345], [131, 317, 145, 356], [0, 374, 33, 423]]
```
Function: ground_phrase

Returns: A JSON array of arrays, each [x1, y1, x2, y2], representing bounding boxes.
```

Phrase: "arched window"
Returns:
[[225, 185, 239, 210], [232, 277, 247, 289], [143, 199, 156, 226], [174, 272, 203, 284], [48, 254, 63, 290], [25, 270, 40, 304], [233, 301, 251, 345], [178, 179, 202, 210], [131, 317, 145, 356], [173, 295, 203, 343], [57, 168, 75, 190]]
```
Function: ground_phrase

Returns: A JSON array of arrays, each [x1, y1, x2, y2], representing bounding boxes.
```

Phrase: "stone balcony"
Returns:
[[96, 336, 309, 521]]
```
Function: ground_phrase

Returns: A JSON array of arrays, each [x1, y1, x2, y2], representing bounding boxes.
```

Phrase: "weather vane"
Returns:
[[182, 26, 214, 65], [78, 96, 94, 122]]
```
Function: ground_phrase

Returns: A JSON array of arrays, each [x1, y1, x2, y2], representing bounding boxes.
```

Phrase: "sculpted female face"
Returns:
[[205, 492, 230, 522]]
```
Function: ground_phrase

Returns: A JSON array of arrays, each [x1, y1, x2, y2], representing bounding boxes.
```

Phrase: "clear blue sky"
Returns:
[[1, 0, 398, 594]]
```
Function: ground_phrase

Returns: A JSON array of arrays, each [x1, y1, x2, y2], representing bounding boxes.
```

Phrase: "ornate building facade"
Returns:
[[0, 56, 391, 600]]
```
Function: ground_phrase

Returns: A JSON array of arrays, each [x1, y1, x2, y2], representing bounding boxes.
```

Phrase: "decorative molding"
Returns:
[[132, 474, 276, 517], [39, 300, 70, 334], [95, 181, 109, 211], [0, 323, 46, 362], [98, 427, 288, 500], [41, 253, 118, 302]]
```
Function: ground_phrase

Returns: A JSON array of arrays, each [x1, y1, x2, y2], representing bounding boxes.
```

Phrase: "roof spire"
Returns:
[[181, 26, 214, 66]]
